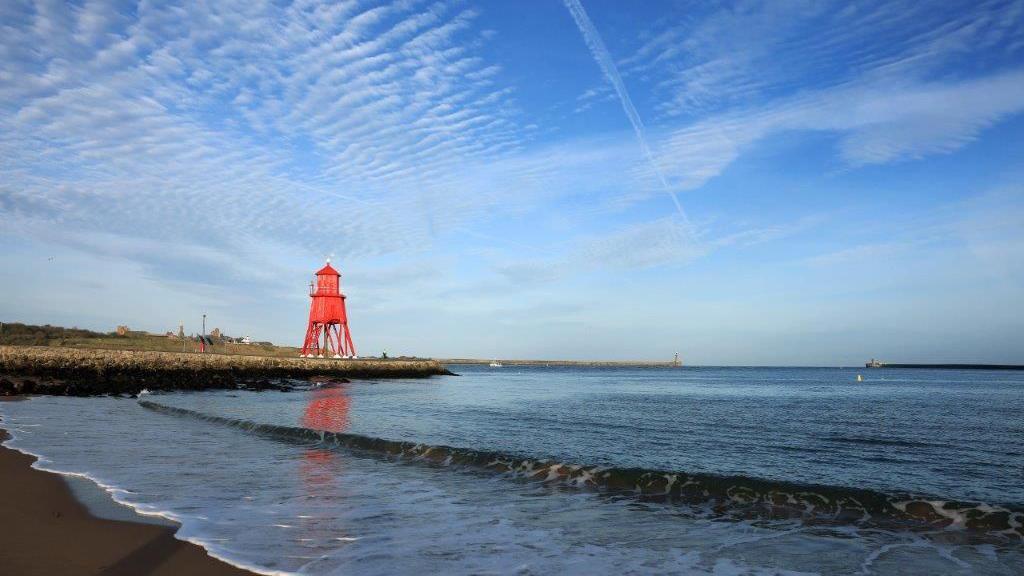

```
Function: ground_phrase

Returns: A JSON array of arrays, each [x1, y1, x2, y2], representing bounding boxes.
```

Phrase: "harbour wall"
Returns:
[[865, 363, 1024, 370], [0, 345, 454, 396], [441, 358, 680, 367]]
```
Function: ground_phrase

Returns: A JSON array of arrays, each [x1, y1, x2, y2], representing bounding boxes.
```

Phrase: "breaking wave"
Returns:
[[139, 400, 1024, 539]]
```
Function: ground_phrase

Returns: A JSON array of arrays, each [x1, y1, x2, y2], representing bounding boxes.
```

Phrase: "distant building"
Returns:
[[116, 325, 129, 336], [178, 323, 185, 339], [165, 331, 176, 339], [211, 327, 222, 340], [240, 336, 253, 345]]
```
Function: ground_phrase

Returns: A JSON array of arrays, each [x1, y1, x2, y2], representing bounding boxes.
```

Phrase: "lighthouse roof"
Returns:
[[315, 262, 340, 276]]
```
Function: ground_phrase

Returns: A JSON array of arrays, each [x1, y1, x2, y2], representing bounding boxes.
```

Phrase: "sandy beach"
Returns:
[[0, 419, 254, 576]]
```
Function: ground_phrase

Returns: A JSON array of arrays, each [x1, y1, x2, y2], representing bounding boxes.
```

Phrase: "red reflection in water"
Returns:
[[299, 385, 350, 487], [301, 385, 351, 433], [299, 448, 339, 487], [299, 385, 351, 484], [297, 386, 354, 541]]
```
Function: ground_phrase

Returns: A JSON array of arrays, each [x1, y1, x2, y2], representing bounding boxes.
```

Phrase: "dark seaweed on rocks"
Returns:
[[0, 346, 454, 397]]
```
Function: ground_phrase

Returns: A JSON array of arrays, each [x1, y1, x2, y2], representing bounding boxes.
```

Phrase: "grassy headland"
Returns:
[[0, 321, 301, 357]]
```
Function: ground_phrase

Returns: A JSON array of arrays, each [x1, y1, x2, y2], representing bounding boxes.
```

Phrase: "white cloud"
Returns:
[[0, 0, 536, 280], [487, 212, 818, 287], [490, 216, 697, 286], [616, 0, 1024, 119], [631, 69, 1024, 203], [800, 185, 1024, 277], [567, 0, 1024, 206], [953, 186, 1024, 278], [802, 242, 914, 268]]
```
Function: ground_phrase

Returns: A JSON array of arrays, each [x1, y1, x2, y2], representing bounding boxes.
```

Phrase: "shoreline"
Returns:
[[0, 416, 258, 576]]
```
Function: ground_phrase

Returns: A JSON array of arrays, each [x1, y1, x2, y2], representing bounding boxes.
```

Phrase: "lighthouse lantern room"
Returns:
[[301, 260, 356, 358]]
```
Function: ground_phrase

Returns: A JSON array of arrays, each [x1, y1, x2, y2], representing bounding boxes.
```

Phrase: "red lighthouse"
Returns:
[[301, 260, 356, 358]]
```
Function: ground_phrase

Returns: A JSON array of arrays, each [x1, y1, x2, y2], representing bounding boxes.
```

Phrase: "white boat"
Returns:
[[489, 361, 503, 367]]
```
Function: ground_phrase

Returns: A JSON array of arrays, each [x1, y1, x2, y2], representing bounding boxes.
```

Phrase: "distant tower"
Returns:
[[301, 260, 356, 358], [672, 352, 682, 367]]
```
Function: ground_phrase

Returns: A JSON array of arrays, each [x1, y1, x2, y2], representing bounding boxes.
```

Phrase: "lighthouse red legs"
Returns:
[[302, 323, 323, 358]]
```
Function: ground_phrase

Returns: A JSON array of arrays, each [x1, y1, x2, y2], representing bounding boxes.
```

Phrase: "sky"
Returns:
[[1, 0, 1023, 365]]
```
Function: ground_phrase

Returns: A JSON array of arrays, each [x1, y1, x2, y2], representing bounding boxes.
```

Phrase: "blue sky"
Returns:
[[1, 0, 1022, 364]]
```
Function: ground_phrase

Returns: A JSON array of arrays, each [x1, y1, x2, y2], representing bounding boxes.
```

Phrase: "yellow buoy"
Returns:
[[857, 374, 863, 382]]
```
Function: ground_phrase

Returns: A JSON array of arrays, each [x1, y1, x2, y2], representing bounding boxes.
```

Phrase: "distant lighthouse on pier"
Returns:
[[301, 260, 356, 358]]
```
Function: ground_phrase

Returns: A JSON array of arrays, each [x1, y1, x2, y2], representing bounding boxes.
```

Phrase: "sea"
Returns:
[[2, 365, 1023, 575]]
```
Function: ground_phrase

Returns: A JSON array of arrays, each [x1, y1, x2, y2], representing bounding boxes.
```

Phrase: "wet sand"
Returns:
[[0, 420, 255, 576]]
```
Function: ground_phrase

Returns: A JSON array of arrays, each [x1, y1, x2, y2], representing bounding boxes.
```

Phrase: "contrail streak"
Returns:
[[562, 0, 691, 227]]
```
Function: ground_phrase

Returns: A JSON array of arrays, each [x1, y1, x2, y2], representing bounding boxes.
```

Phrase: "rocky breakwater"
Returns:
[[0, 345, 454, 396]]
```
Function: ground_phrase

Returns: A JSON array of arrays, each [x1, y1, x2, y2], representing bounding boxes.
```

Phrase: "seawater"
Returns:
[[2, 365, 1023, 575]]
